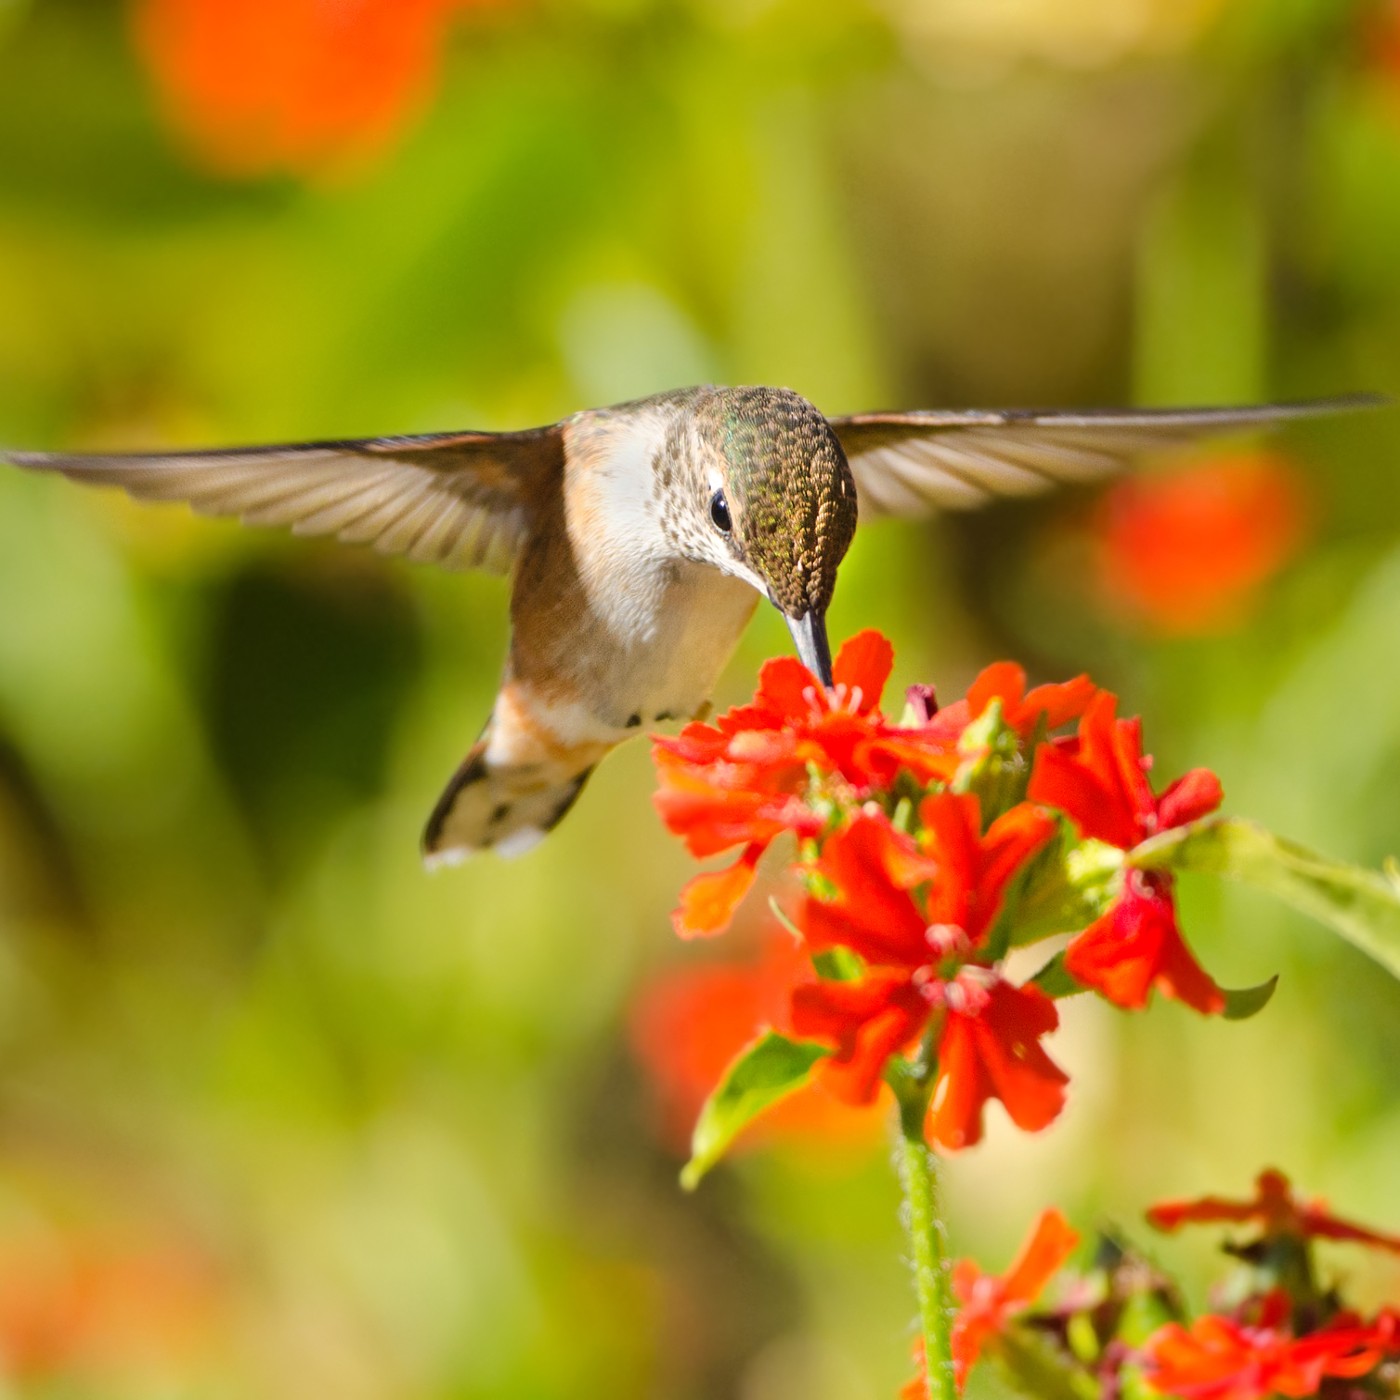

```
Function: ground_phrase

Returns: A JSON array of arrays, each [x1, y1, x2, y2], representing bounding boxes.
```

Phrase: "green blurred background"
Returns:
[[0, 0, 1397, 1394]]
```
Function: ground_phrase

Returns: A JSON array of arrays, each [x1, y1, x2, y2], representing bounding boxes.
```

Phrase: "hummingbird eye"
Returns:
[[709, 489, 732, 536]]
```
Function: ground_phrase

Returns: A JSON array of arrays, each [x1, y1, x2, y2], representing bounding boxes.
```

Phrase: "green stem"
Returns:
[[896, 1090, 956, 1400]]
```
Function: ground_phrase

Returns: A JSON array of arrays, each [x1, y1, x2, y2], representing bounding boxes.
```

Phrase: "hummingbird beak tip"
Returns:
[[785, 610, 834, 688]]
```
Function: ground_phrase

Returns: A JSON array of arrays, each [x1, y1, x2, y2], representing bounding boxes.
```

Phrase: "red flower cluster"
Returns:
[[902, 1172, 1400, 1399], [132, 0, 496, 178], [652, 631, 1235, 1155], [1139, 1169, 1400, 1400]]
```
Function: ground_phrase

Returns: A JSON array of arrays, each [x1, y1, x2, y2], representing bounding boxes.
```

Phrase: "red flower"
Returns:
[[1065, 871, 1225, 1015], [1140, 1299, 1394, 1400], [790, 800, 1065, 1148], [1029, 691, 1222, 852], [132, 0, 493, 178], [1030, 694, 1226, 1014], [925, 662, 1099, 744], [629, 929, 884, 1153], [923, 1208, 1078, 1392], [653, 630, 958, 937], [1092, 452, 1311, 636], [1147, 1169, 1400, 1255], [802, 796, 1055, 967]]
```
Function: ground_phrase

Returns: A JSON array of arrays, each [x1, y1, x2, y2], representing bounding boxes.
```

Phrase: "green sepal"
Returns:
[[992, 1327, 1100, 1400], [1028, 952, 1087, 999], [1132, 817, 1400, 981], [681, 1031, 827, 1190], [1221, 975, 1278, 1021], [1003, 826, 1124, 951], [812, 947, 862, 982], [951, 698, 1032, 820]]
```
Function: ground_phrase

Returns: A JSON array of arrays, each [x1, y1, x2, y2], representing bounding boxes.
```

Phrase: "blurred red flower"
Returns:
[[0, 1234, 221, 1380], [1147, 1168, 1400, 1255], [951, 1207, 1080, 1390], [629, 928, 884, 1153], [901, 1208, 1079, 1395], [1030, 692, 1226, 1014], [1091, 451, 1310, 636], [1140, 1294, 1396, 1400], [132, 0, 493, 177]]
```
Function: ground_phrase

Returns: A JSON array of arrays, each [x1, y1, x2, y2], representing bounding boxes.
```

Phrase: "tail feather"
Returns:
[[421, 741, 594, 867]]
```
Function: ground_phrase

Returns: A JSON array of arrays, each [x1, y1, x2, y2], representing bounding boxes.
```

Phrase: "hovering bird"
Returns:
[[2, 385, 1371, 865]]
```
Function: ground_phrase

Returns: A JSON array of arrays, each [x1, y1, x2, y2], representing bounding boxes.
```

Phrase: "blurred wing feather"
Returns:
[[832, 397, 1382, 519], [3, 426, 565, 573]]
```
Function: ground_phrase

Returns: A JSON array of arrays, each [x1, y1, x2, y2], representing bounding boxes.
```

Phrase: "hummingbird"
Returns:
[[2, 384, 1372, 866]]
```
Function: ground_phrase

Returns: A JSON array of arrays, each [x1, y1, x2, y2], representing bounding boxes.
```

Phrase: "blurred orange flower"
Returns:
[[1091, 452, 1311, 636], [629, 928, 885, 1155], [0, 1233, 222, 1380], [131, 0, 495, 177]]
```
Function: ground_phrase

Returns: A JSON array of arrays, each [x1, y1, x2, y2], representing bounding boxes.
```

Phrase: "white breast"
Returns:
[[561, 409, 762, 728]]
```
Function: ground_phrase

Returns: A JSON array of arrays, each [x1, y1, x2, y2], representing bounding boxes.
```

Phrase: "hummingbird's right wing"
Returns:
[[829, 396, 1381, 519], [3, 426, 565, 573]]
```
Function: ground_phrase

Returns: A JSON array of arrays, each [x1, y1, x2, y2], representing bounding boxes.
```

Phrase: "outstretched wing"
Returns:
[[3, 425, 565, 573], [830, 397, 1381, 519]]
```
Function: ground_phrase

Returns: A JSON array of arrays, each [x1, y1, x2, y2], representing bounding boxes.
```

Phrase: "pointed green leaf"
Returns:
[[1132, 818, 1400, 981], [1221, 975, 1278, 1021], [681, 1032, 827, 1190]]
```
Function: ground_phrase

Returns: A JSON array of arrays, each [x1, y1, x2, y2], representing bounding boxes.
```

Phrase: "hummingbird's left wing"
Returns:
[[3, 426, 564, 573], [829, 396, 1380, 519]]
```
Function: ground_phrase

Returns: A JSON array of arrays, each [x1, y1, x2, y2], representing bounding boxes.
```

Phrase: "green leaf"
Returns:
[[681, 1032, 827, 1190], [1132, 817, 1400, 981], [1221, 975, 1278, 1021]]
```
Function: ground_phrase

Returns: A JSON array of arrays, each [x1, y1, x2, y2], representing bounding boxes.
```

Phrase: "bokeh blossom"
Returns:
[[1141, 1295, 1398, 1400], [132, 0, 497, 178], [1091, 452, 1311, 636], [629, 927, 884, 1153], [1148, 1167, 1400, 1254]]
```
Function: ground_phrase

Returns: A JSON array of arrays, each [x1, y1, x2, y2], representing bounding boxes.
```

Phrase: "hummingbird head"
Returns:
[[671, 386, 858, 686]]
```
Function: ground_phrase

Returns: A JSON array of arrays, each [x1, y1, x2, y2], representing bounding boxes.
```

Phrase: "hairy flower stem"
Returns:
[[897, 1089, 956, 1400]]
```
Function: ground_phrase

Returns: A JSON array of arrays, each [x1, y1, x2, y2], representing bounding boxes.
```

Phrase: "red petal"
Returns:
[[754, 655, 822, 717], [1157, 767, 1225, 829], [999, 1208, 1080, 1305], [927, 981, 1067, 1151], [1028, 726, 1140, 850], [804, 816, 931, 965], [1018, 674, 1098, 732], [833, 629, 894, 712], [966, 661, 1027, 722], [670, 844, 764, 939], [791, 974, 926, 1104], [1065, 880, 1225, 1015]]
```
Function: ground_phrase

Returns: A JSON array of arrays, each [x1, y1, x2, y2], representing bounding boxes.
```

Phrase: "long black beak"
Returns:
[[785, 609, 834, 687]]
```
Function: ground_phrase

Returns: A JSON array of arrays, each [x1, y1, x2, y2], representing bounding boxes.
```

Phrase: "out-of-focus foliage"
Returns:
[[0, 0, 1396, 1395]]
